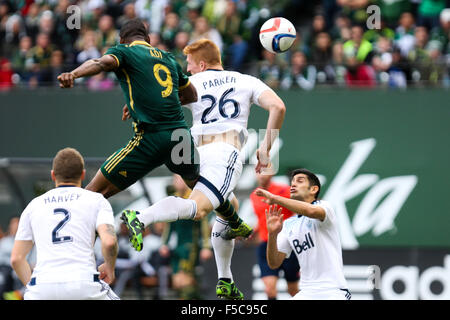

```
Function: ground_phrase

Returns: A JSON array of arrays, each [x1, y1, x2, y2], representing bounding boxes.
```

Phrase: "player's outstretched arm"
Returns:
[[97, 223, 118, 284], [57, 55, 118, 88], [256, 188, 326, 221], [10, 240, 34, 286], [266, 204, 286, 269], [255, 90, 286, 173]]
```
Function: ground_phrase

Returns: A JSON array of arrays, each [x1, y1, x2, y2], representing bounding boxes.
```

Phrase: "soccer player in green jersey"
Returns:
[[58, 19, 199, 198], [57, 20, 251, 288]]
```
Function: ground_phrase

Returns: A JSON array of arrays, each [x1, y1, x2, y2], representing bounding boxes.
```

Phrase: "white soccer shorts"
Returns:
[[24, 276, 120, 300], [193, 142, 243, 209], [291, 288, 351, 300]]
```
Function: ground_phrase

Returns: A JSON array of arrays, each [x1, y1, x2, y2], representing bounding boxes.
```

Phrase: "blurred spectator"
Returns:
[[417, 0, 446, 30], [311, 32, 336, 84], [23, 3, 40, 41], [0, 57, 13, 90], [304, 14, 328, 53], [280, 51, 316, 90], [377, 0, 412, 28], [76, 30, 101, 64], [336, 0, 370, 26], [329, 13, 352, 42], [0, 217, 22, 299], [97, 14, 119, 49], [178, 1, 201, 34], [145, 0, 169, 34], [117, 1, 137, 29], [189, 16, 223, 53], [4, 14, 25, 58], [395, 12, 417, 57], [161, 12, 181, 50], [372, 36, 395, 85], [38, 49, 67, 87], [201, 0, 227, 26], [342, 25, 376, 87], [82, 0, 106, 30], [431, 8, 450, 86], [172, 31, 190, 71], [430, 8, 450, 55], [216, 0, 249, 71], [257, 48, 288, 89], [388, 47, 410, 88], [408, 26, 440, 85]]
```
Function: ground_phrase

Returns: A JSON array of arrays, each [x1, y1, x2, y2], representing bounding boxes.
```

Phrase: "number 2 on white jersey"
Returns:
[[52, 208, 73, 244], [201, 88, 240, 124]]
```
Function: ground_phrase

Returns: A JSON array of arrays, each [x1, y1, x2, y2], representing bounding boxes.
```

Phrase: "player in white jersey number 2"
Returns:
[[121, 39, 286, 299], [257, 168, 351, 300], [10, 148, 119, 300]]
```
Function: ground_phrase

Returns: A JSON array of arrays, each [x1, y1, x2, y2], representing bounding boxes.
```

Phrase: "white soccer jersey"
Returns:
[[277, 200, 348, 292], [15, 186, 115, 283], [185, 69, 272, 145]]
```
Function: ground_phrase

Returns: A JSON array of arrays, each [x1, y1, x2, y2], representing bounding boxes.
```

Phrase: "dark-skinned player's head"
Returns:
[[119, 18, 150, 44]]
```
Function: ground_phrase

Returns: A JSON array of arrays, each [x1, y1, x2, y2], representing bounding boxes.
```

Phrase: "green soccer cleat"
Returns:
[[120, 209, 144, 252], [216, 279, 244, 300], [220, 222, 253, 240]]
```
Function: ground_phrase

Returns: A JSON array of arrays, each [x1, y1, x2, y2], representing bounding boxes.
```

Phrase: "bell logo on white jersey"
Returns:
[[292, 232, 315, 254]]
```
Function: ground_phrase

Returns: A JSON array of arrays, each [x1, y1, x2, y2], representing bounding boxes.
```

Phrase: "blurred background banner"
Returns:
[[1, 87, 449, 248]]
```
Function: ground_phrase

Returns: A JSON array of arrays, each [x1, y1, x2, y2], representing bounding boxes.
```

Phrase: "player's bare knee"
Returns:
[[193, 208, 208, 220]]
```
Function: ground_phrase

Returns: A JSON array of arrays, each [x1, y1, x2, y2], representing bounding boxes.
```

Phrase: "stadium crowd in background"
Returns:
[[0, 0, 449, 89]]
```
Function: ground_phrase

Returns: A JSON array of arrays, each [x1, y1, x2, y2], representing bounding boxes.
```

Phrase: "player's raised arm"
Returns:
[[57, 54, 119, 88], [256, 188, 326, 221], [255, 90, 286, 173], [265, 204, 287, 269]]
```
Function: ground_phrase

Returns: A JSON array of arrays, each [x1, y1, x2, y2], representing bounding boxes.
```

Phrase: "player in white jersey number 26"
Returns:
[[121, 39, 286, 299]]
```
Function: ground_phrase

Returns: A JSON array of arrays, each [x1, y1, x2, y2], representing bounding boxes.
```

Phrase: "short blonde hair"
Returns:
[[52, 147, 85, 182], [183, 39, 222, 66]]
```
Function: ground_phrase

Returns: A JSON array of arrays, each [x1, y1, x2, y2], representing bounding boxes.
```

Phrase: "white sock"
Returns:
[[211, 217, 234, 281], [138, 196, 197, 227]]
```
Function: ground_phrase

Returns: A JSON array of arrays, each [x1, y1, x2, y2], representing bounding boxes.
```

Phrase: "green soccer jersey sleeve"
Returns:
[[105, 46, 125, 67]]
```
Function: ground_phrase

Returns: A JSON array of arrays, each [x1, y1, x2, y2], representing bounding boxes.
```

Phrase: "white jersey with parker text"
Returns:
[[277, 200, 348, 293], [15, 186, 115, 283], [185, 69, 272, 145]]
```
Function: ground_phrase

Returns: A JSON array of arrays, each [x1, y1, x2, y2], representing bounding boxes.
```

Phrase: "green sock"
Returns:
[[216, 200, 242, 229]]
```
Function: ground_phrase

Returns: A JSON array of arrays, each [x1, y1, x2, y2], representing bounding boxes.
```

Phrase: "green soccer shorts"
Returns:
[[100, 124, 200, 191]]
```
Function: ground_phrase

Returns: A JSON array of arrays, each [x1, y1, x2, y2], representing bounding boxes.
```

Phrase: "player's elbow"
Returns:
[[267, 259, 282, 270], [102, 236, 118, 253], [10, 253, 25, 270], [306, 205, 326, 221], [270, 100, 286, 117]]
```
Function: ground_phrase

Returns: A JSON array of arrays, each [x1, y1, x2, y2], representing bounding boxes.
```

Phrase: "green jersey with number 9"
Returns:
[[105, 40, 190, 130]]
